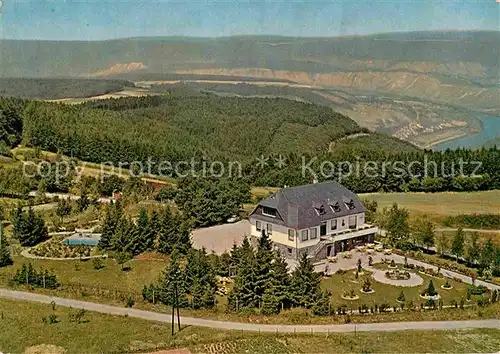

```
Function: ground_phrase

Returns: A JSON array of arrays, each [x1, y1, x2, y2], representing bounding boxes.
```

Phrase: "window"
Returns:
[[288, 229, 295, 241], [262, 207, 276, 217], [287, 247, 293, 255], [342, 219, 345, 227], [330, 202, 341, 212], [345, 199, 355, 210], [301, 229, 309, 241], [331, 219, 338, 230], [310, 227, 318, 239], [266, 223, 273, 235], [348, 215, 357, 229], [314, 205, 326, 215], [256, 220, 262, 231]]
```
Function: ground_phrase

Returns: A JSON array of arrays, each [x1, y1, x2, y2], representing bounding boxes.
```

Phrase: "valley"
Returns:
[[1, 31, 499, 150]]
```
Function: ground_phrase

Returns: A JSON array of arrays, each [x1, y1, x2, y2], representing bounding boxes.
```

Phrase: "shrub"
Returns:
[[69, 308, 87, 323], [425, 299, 436, 309], [443, 280, 451, 289], [468, 285, 487, 295], [42, 314, 58, 324], [92, 257, 104, 270], [362, 279, 372, 293], [238, 307, 257, 317], [368, 256, 373, 266], [397, 291, 405, 303], [390, 259, 396, 267], [125, 295, 135, 308], [491, 289, 498, 303]]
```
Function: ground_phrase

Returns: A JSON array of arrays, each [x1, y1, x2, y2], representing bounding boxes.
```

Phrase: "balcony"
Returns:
[[321, 224, 378, 242]]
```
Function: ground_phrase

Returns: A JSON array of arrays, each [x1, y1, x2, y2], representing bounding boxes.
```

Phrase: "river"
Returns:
[[434, 115, 500, 150]]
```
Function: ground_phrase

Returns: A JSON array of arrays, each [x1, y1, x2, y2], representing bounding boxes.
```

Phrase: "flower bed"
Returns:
[[341, 290, 359, 300], [385, 269, 411, 281], [29, 238, 94, 259]]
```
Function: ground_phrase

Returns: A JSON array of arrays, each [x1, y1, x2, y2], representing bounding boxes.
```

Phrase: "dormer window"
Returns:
[[345, 199, 355, 210], [262, 206, 276, 217], [330, 202, 341, 213], [314, 205, 326, 215]]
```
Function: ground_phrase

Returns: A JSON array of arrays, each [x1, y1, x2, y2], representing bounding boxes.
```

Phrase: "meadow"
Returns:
[[1, 298, 499, 354], [361, 191, 500, 217]]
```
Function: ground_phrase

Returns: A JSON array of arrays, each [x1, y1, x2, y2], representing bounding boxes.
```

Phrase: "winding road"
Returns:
[[0, 288, 498, 333]]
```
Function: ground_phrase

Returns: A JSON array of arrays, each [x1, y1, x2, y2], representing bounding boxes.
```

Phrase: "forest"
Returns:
[[0, 78, 132, 100], [0, 93, 499, 193]]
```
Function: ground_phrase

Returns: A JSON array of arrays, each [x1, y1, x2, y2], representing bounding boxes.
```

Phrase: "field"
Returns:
[[362, 191, 500, 218], [1, 298, 500, 354]]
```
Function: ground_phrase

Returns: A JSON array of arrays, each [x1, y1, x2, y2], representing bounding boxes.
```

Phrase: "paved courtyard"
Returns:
[[191, 220, 249, 254]]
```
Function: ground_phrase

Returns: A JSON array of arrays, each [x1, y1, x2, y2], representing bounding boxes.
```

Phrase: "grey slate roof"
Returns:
[[251, 181, 365, 229]]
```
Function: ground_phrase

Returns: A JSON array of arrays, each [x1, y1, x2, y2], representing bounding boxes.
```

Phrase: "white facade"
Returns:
[[249, 212, 373, 250]]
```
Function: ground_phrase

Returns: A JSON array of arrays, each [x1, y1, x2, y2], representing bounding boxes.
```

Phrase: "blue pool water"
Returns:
[[435, 115, 500, 150], [64, 238, 100, 246]]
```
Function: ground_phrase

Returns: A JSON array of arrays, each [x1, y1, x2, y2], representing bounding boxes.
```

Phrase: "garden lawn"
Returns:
[[321, 265, 484, 308], [0, 255, 168, 295]]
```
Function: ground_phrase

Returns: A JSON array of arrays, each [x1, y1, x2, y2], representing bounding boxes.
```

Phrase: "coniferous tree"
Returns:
[[426, 280, 437, 297], [312, 290, 332, 316], [12, 203, 47, 247], [135, 207, 152, 254], [268, 251, 291, 309], [260, 288, 281, 315], [228, 245, 258, 309], [157, 206, 176, 254], [290, 253, 321, 308], [254, 230, 274, 302], [159, 248, 188, 307], [0, 223, 12, 267]]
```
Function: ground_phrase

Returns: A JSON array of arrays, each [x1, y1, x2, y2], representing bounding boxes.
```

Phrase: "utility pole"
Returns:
[[175, 283, 181, 331], [171, 297, 175, 336]]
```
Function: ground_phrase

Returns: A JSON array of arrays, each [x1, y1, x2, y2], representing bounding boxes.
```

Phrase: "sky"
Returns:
[[0, 0, 499, 40]]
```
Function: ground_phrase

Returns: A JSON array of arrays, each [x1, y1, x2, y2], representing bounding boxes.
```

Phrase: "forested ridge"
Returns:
[[1, 93, 499, 193], [0, 78, 132, 100], [19, 92, 365, 163]]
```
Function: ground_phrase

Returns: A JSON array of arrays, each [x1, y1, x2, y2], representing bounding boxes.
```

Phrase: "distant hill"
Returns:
[[1, 31, 498, 82], [1, 31, 498, 111], [0, 78, 133, 100]]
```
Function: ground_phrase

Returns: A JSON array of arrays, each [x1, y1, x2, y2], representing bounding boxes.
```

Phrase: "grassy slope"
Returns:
[[1, 298, 500, 353]]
